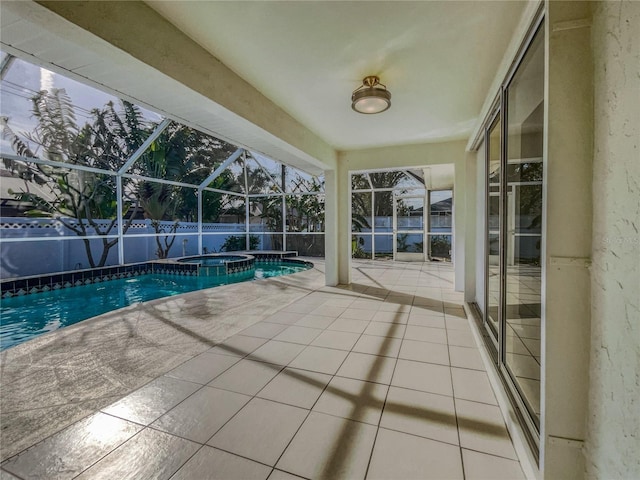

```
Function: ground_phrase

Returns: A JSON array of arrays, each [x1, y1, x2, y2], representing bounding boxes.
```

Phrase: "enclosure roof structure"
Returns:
[[0, 1, 532, 172]]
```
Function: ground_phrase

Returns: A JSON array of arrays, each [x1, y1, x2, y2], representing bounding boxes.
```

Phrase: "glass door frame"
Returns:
[[392, 192, 427, 261], [484, 107, 503, 353], [499, 19, 545, 438], [426, 189, 453, 262], [476, 7, 546, 456]]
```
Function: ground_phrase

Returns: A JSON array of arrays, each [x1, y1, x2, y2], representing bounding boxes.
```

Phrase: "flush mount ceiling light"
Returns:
[[351, 75, 392, 114]]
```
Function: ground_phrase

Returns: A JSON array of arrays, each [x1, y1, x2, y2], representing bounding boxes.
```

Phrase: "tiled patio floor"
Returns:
[[1, 260, 525, 479]]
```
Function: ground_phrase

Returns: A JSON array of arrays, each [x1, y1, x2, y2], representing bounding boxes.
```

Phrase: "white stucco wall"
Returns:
[[473, 148, 485, 308], [586, 2, 640, 479]]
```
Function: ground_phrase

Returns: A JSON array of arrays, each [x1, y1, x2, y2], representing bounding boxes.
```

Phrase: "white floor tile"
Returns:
[[2, 413, 142, 480], [101, 376, 201, 425], [455, 399, 518, 460], [462, 449, 525, 480], [371, 311, 409, 324], [451, 368, 496, 404], [404, 325, 448, 344], [273, 326, 323, 345], [288, 346, 349, 375], [208, 359, 281, 395], [339, 308, 377, 321], [336, 352, 396, 385], [208, 398, 308, 466], [75, 428, 199, 480], [313, 376, 388, 425], [399, 339, 450, 365], [449, 346, 485, 371], [327, 318, 370, 334], [209, 335, 269, 357], [172, 446, 272, 480], [352, 335, 402, 358], [366, 428, 463, 479], [311, 330, 361, 351], [257, 367, 332, 409], [380, 386, 458, 445], [247, 340, 306, 366], [241, 322, 289, 339], [152, 386, 251, 443], [363, 322, 406, 339], [391, 359, 453, 396], [276, 412, 377, 480], [165, 352, 240, 384]]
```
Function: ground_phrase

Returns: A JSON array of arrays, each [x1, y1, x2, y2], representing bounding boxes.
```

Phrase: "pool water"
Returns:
[[0, 261, 309, 351]]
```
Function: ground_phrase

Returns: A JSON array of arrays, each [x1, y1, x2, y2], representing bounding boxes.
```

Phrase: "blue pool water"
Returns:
[[0, 261, 310, 351]]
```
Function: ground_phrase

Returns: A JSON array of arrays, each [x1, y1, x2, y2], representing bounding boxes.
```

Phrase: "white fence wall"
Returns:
[[0, 217, 253, 278]]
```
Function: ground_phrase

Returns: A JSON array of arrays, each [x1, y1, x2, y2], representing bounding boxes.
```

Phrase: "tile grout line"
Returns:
[[265, 290, 373, 476], [362, 290, 412, 479], [447, 310, 467, 480]]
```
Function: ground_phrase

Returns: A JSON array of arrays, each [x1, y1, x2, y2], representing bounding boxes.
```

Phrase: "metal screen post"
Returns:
[[198, 189, 203, 255], [116, 175, 125, 265]]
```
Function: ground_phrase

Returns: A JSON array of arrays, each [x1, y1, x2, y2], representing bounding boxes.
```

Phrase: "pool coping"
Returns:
[[0, 251, 313, 298]]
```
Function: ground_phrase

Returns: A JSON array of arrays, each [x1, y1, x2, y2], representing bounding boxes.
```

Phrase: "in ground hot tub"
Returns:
[[177, 254, 255, 276]]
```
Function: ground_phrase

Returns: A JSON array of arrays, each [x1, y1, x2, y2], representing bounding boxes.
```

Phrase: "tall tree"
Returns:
[[1, 89, 149, 267], [134, 123, 239, 258]]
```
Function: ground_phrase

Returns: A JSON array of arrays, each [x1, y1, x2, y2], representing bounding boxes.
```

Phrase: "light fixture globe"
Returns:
[[351, 76, 391, 114]]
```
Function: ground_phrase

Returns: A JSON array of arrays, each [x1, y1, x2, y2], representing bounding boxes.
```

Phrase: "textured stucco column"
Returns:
[[463, 151, 478, 303], [542, 2, 593, 478], [323, 169, 339, 286], [336, 158, 352, 285], [586, 2, 640, 479], [453, 156, 466, 292]]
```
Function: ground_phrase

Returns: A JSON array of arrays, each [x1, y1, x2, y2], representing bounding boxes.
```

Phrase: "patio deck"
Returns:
[[0, 259, 525, 479]]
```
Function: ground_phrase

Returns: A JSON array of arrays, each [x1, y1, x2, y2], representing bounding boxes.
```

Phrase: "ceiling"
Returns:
[[146, 1, 528, 151]]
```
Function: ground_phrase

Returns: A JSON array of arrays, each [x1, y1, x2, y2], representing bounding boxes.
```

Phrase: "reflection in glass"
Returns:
[[504, 25, 544, 426], [486, 116, 501, 341], [428, 235, 451, 260]]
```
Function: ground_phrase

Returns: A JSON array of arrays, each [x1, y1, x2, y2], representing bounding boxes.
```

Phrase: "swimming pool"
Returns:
[[0, 261, 310, 351]]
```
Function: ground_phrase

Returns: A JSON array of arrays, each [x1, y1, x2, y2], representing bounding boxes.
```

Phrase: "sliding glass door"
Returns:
[[504, 25, 544, 428], [479, 20, 545, 437], [486, 116, 502, 345]]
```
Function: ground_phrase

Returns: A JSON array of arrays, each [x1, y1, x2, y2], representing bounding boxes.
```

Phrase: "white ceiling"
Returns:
[[146, 1, 528, 150]]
